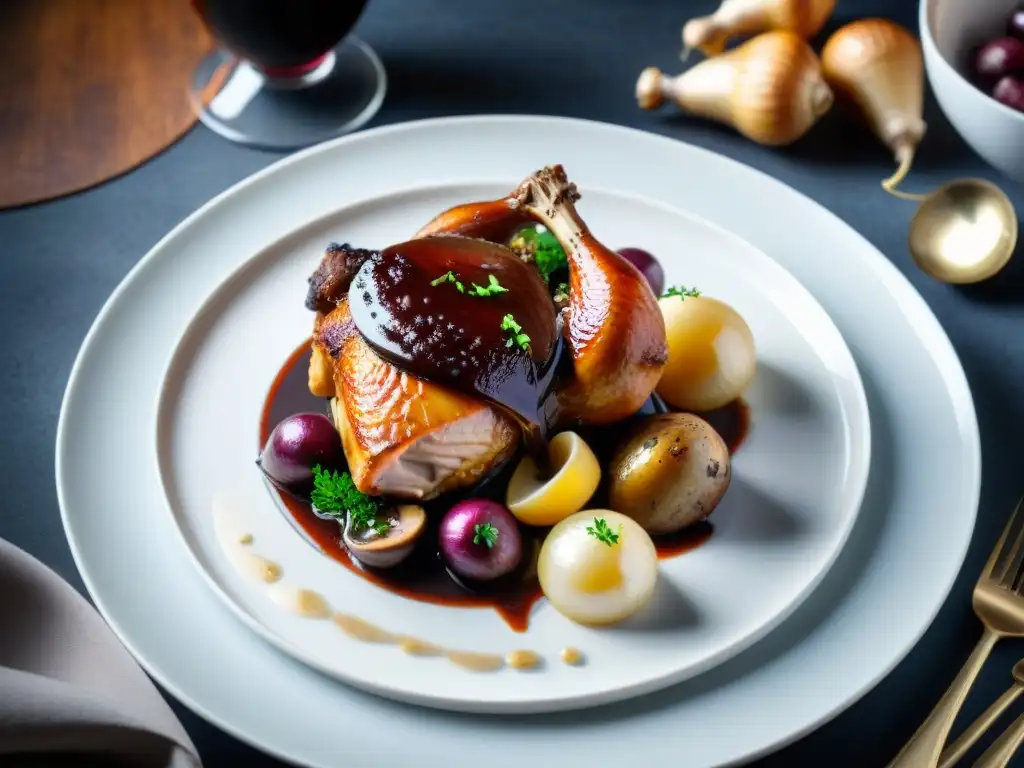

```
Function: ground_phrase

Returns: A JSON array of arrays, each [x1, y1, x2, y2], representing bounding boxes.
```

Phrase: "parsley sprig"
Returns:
[[532, 231, 568, 283], [500, 313, 531, 351], [467, 274, 509, 297], [473, 522, 500, 549], [431, 270, 465, 293], [431, 271, 508, 298], [661, 285, 701, 300], [586, 518, 621, 547], [510, 227, 568, 284], [311, 465, 391, 537]]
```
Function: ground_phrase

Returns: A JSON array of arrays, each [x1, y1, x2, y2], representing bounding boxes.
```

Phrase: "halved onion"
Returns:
[[505, 432, 600, 527]]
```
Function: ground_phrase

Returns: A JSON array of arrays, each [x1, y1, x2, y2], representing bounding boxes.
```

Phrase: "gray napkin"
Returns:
[[0, 538, 200, 767]]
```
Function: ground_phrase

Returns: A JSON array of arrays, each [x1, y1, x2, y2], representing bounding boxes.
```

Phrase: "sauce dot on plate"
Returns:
[[506, 649, 542, 670], [560, 647, 583, 666]]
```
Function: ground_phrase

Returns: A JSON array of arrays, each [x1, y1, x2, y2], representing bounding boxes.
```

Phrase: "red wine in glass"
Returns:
[[189, 0, 385, 149]]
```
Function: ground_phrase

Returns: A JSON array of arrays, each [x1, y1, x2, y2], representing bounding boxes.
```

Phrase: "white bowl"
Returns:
[[921, 0, 1024, 181]]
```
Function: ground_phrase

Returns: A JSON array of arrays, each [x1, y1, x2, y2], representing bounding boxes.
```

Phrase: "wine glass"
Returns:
[[189, 0, 385, 150]]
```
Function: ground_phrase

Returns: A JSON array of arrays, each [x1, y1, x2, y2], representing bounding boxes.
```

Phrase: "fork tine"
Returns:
[[1001, 513, 1024, 588], [1008, 535, 1024, 592], [1013, 545, 1024, 593], [986, 497, 1024, 583]]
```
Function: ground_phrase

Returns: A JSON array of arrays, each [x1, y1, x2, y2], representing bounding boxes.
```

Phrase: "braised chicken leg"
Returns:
[[306, 166, 668, 500], [415, 165, 669, 424], [414, 199, 533, 242]]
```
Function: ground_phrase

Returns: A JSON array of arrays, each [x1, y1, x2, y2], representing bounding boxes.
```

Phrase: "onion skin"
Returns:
[[682, 0, 837, 58], [438, 500, 523, 582], [638, 31, 834, 147], [257, 412, 345, 496], [820, 18, 925, 170]]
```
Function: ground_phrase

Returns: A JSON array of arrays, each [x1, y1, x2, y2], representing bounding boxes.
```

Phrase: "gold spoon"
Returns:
[[817, 20, 1018, 285], [884, 172, 1018, 285], [817, 19, 1018, 284]]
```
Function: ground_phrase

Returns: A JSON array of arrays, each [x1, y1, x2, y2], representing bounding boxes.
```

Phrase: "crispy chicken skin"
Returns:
[[308, 270, 519, 499]]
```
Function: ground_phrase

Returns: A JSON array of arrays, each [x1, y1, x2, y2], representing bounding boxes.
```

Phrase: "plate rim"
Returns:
[[55, 114, 980, 766], [149, 177, 872, 713]]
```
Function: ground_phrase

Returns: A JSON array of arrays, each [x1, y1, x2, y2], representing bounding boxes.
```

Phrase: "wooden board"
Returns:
[[0, 0, 212, 209]]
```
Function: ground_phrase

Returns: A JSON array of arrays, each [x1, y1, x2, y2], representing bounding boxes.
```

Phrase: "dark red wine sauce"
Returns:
[[259, 339, 744, 632]]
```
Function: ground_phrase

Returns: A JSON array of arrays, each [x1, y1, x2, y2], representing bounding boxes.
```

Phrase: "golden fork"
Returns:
[[938, 659, 1024, 767], [970, 716, 1024, 768], [890, 499, 1024, 768], [973, 711, 1024, 768]]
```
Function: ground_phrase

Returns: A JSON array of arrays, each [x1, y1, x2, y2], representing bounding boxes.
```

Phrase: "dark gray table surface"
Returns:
[[3, 0, 1024, 764]]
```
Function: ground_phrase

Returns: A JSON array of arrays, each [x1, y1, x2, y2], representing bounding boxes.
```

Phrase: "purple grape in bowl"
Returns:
[[994, 75, 1024, 111], [921, 0, 1024, 182], [972, 36, 1024, 89]]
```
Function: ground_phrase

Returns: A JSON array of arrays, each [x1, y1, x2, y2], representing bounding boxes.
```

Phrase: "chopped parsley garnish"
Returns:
[[586, 518, 621, 547], [473, 522, 500, 549], [431, 270, 465, 293], [510, 227, 568, 284], [500, 313, 531, 351], [311, 465, 391, 536], [662, 285, 701, 300], [432, 270, 508, 298], [467, 274, 509, 297]]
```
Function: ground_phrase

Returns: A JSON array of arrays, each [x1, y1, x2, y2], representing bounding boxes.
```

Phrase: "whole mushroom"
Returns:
[[608, 414, 731, 535]]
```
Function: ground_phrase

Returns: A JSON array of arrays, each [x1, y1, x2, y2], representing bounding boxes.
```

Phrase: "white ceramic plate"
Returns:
[[57, 117, 979, 766], [153, 181, 869, 713]]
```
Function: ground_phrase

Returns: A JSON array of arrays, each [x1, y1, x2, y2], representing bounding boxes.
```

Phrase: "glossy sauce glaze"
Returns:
[[348, 236, 562, 435], [260, 340, 745, 632]]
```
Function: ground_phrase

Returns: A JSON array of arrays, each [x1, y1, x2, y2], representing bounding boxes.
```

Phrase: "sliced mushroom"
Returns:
[[342, 504, 427, 568]]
